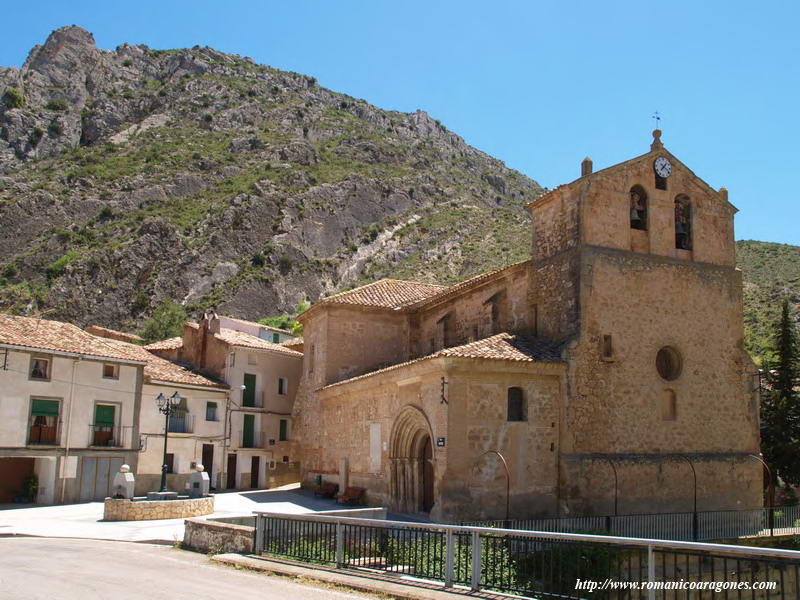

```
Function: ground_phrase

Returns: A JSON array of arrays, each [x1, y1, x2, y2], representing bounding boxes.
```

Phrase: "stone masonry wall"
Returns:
[[103, 496, 214, 521], [183, 518, 253, 553]]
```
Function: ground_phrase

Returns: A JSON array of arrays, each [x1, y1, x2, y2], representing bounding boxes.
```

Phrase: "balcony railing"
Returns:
[[27, 417, 61, 445], [167, 414, 194, 434], [88, 425, 130, 447], [239, 430, 263, 449], [240, 390, 264, 409]]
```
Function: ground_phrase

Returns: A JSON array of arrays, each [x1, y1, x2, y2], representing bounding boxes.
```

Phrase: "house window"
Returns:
[[629, 186, 648, 231], [248, 353, 257, 365], [675, 195, 692, 250], [206, 402, 218, 421], [165, 453, 175, 474], [507, 387, 526, 422], [272, 333, 280, 343], [277, 377, 287, 395], [29, 356, 50, 380], [102, 363, 119, 379], [29, 398, 60, 445], [279, 419, 288, 441], [662, 389, 677, 421]]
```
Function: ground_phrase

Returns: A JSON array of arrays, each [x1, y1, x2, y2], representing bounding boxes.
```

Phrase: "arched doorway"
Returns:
[[389, 405, 435, 513]]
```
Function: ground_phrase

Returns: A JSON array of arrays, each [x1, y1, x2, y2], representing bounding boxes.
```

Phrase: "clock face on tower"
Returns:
[[654, 156, 672, 178]]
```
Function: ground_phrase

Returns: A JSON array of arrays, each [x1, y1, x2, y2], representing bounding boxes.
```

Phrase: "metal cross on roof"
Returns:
[[652, 111, 661, 128]]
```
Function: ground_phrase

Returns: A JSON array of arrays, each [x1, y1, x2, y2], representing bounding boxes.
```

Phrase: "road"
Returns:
[[0, 537, 371, 600]]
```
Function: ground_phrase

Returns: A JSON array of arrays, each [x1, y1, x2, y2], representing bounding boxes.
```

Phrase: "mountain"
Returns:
[[0, 26, 541, 330], [0, 28, 795, 361], [736, 240, 800, 361]]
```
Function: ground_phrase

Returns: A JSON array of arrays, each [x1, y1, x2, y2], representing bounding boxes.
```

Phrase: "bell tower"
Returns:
[[528, 131, 761, 515]]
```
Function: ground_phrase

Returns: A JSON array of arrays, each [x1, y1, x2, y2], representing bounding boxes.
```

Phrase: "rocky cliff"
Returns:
[[0, 26, 542, 329]]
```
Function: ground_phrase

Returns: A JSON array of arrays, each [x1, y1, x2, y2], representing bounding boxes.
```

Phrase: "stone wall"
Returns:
[[183, 517, 253, 553], [413, 263, 532, 355], [103, 496, 214, 521]]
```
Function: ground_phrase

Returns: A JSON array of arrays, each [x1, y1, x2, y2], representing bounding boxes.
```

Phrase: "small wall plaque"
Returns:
[[436, 437, 446, 447]]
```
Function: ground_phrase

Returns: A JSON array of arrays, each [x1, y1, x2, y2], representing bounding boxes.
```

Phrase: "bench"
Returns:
[[336, 486, 365, 505], [313, 482, 339, 498]]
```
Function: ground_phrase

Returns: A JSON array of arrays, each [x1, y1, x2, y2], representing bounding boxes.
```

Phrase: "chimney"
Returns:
[[208, 310, 220, 334], [581, 157, 593, 177], [719, 187, 728, 203]]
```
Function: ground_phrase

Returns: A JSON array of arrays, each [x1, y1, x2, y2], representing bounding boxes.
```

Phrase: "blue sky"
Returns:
[[2, 1, 798, 244]]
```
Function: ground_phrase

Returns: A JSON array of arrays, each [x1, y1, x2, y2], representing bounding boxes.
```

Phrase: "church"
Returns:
[[292, 130, 762, 522]]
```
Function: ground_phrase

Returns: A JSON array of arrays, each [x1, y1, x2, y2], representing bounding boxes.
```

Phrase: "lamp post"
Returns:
[[156, 391, 183, 493]]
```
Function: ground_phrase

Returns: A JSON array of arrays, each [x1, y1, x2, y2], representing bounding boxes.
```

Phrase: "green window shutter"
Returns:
[[94, 405, 115, 426], [31, 399, 59, 417], [243, 414, 255, 447], [279, 419, 287, 441], [206, 402, 217, 421], [243, 373, 256, 407], [272, 333, 279, 343]]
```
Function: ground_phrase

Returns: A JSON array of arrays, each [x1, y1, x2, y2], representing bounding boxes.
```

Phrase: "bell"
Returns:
[[676, 221, 687, 235]]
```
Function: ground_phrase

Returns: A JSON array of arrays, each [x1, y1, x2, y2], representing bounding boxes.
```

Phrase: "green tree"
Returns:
[[258, 300, 310, 338], [139, 300, 187, 344], [761, 298, 800, 486]]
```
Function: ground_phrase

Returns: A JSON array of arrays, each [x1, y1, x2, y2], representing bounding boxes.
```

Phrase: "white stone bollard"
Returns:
[[189, 463, 210, 498], [112, 464, 135, 499]]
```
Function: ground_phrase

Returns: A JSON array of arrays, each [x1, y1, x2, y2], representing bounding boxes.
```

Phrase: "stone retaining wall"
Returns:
[[184, 517, 254, 554], [103, 496, 214, 521]]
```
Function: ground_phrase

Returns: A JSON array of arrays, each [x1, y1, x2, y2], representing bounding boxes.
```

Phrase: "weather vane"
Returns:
[[652, 111, 661, 129]]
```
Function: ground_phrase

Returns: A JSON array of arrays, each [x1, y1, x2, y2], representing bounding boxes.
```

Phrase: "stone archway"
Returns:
[[389, 405, 435, 513]]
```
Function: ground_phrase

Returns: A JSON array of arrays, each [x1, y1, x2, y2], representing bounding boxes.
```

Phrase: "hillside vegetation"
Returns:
[[0, 26, 539, 330], [0, 27, 795, 363]]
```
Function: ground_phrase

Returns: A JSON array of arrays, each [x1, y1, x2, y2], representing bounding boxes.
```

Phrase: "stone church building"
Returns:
[[292, 131, 761, 522]]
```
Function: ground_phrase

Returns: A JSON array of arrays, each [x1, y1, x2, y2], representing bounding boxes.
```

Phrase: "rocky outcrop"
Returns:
[[0, 26, 543, 329]]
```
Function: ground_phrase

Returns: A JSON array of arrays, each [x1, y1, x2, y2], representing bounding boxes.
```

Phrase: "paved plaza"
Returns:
[[0, 483, 354, 543]]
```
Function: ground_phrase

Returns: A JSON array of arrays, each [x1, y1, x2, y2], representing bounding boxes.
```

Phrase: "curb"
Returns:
[[210, 553, 488, 600]]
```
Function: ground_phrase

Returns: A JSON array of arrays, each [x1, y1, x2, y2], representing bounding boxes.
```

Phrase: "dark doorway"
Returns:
[[250, 456, 260, 489], [0, 458, 35, 502], [202, 444, 214, 489], [421, 436, 434, 512], [226, 454, 237, 489]]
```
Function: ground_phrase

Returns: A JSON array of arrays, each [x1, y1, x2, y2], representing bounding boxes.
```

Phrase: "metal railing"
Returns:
[[87, 424, 130, 447], [254, 512, 800, 599], [466, 505, 800, 541], [167, 414, 194, 434], [27, 417, 61, 445]]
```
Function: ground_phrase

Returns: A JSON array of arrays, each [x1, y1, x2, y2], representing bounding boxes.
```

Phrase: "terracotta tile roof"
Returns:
[[94, 337, 228, 389], [214, 328, 303, 357], [405, 260, 530, 310], [221, 315, 292, 335], [280, 336, 304, 350], [312, 279, 447, 312], [0, 313, 147, 363], [143, 337, 183, 351], [322, 332, 563, 390], [84, 325, 143, 344]]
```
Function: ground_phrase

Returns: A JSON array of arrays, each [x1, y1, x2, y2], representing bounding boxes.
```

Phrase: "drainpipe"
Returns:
[[221, 390, 231, 490], [59, 357, 81, 504]]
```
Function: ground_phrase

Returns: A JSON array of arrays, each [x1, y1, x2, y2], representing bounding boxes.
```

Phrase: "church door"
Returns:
[[421, 436, 434, 512]]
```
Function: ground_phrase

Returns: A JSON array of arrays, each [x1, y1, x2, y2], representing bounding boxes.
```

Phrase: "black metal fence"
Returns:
[[466, 505, 800, 542], [254, 512, 800, 599]]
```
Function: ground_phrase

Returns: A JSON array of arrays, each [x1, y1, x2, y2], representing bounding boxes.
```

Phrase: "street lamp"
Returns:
[[156, 391, 184, 493]]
